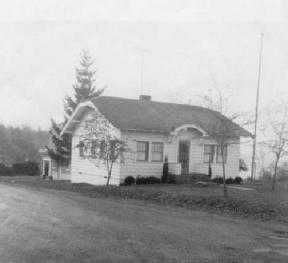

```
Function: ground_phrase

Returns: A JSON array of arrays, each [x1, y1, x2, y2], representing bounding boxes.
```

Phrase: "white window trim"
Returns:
[[136, 141, 150, 162], [151, 142, 165, 163], [135, 140, 165, 163], [79, 140, 85, 158], [216, 145, 228, 164], [202, 143, 216, 164], [203, 143, 229, 164]]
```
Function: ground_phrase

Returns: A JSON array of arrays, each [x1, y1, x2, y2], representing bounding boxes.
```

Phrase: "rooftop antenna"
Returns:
[[131, 47, 150, 95], [251, 32, 264, 182]]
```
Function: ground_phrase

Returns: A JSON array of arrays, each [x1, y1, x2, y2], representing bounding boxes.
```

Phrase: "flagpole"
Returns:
[[251, 32, 264, 181]]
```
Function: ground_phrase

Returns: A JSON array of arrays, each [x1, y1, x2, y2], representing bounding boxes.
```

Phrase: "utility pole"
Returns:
[[251, 32, 264, 182]]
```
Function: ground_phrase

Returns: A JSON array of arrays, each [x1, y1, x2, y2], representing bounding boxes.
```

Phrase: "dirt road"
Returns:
[[0, 183, 287, 262]]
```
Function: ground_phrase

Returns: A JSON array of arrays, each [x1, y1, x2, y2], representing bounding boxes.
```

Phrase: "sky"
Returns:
[[0, 0, 288, 130]]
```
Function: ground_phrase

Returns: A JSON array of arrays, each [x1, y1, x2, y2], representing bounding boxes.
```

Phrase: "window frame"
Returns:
[[136, 141, 149, 162], [79, 141, 85, 157], [216, 145, 228, 163], [90, 140, 97, 156], [151, 142, 164, 162], [203, 144, 216, 163]]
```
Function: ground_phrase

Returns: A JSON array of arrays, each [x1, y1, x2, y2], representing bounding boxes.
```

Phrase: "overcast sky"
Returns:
[[0, 0, 288, 129]]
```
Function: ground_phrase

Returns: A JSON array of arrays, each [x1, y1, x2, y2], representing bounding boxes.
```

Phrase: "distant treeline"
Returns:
[[0, 124, 49, 165], [0, 161, 40, 176]]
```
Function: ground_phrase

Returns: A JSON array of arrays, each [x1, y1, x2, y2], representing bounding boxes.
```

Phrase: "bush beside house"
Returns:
[[123, 176, 135, 186], [121, 159, 243, 186], [136, 176, 161, 185], [212, 176, 243, 185], [234, 176, 243, 184]]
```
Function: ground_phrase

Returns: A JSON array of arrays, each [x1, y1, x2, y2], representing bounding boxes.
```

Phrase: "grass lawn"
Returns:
[[0, 176, 288, 224]]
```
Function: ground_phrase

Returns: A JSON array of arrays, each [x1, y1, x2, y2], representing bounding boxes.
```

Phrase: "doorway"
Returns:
[[178, 141, 190, 175], [43, 160, 50, 178]]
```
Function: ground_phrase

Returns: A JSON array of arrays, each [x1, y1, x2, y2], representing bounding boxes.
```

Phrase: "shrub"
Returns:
[[225, 178, 234, 184], [166, 173, 176, 184], [135, 176, 143, 184], [148, 176, 161, 184], [162, 161, 169, 183], [123, 176, 135, 186], [212, 177, 224, 184], [0, 163, 13, 176], [136, 176, 161, 185], [234, 176, 243, 184]]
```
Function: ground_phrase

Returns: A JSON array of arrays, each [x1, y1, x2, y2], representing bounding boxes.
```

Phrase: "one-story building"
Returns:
[[56, 95, 251, 185]]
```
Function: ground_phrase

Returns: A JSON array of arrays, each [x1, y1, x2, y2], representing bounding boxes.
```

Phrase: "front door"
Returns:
[[178, 141, 190, 175], [43, 160, 50, 178]]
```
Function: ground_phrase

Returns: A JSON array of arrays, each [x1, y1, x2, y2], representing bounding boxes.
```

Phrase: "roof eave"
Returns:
[[60, 101, 97, 136], [121, 128, 169, 134]]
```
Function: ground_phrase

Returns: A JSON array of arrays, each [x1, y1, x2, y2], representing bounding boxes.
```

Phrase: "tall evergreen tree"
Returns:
[[64, 50, 104, 116], [46, 120, 71, 163], [48, 50, 103, 163]]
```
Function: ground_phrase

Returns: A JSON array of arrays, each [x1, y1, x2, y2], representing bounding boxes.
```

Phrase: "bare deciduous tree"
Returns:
[[264, 103, 288, 191], [208, 117, 240, 197], [198, 84, 254, 128], [78, 112, 128, 185], [255, 145, 269, 178], [198, 83, 231, 117]]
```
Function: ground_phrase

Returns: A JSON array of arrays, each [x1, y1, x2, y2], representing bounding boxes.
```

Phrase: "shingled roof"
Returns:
[[90, 96, 251, 138]]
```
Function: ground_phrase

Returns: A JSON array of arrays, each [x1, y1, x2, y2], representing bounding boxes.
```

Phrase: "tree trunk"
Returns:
[[106, 171, 111, 186], [272, 158, 279, 191], [106, 159, 111, 186], [106, 161, 114, 186]]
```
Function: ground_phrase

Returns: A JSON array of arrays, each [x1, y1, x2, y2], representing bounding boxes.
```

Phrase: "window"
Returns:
[[216, 145, 228, 163], [79, 141, 85, 157], [204, 144, 215, 163], [152, 142, 164, 162], [136, 141, 149, 161], [91, 141, 97, 156], [99, 140, 106, 158]]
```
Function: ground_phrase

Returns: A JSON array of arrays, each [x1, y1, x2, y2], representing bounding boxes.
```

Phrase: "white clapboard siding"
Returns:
[[70, 110, 241, 183], [71, 110, 121, 185], [53, 163, 71, 181], [120, 130, 240, 181], [190, 138, 240, 178], [168, 163, 181, 175], [55, 161, 71, 180], [120, 132, 172, 181]]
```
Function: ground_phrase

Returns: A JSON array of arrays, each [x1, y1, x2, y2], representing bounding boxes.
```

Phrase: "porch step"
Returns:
[[175, 173, 211, 184]]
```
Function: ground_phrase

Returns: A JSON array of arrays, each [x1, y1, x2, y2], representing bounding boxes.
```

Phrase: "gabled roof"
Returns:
[[84, 96, 251, 137]]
